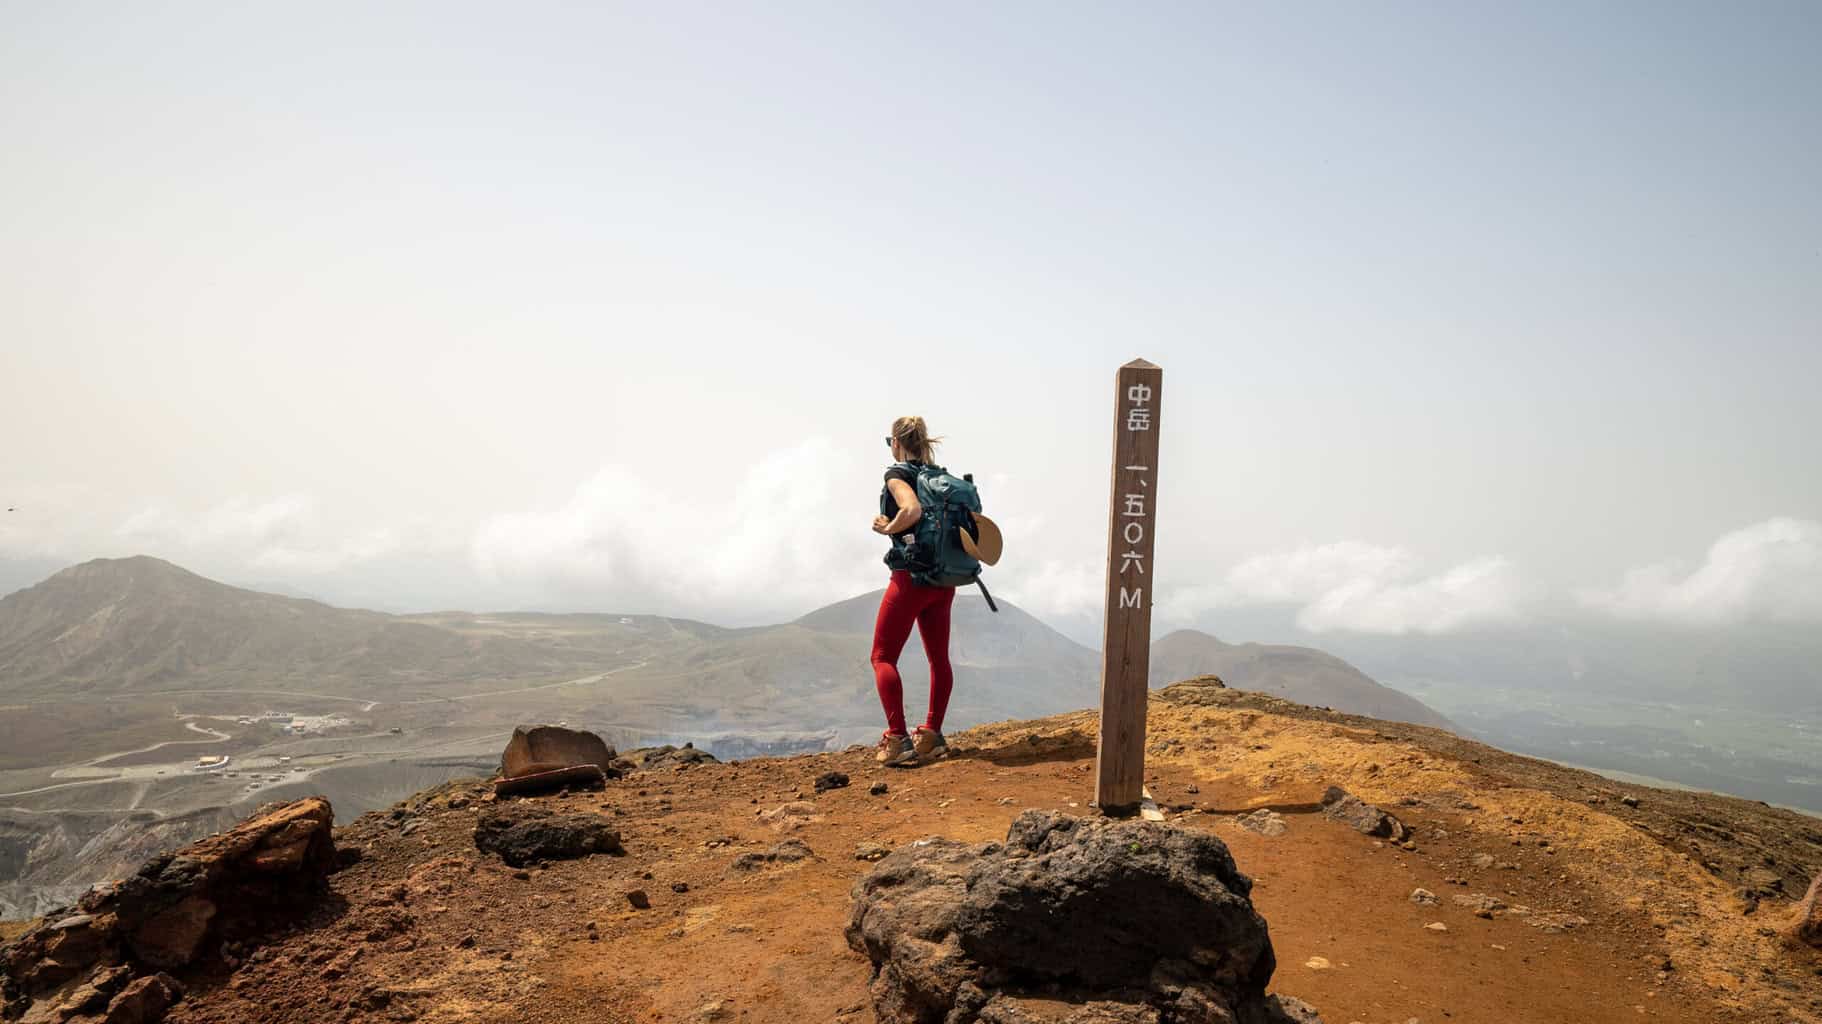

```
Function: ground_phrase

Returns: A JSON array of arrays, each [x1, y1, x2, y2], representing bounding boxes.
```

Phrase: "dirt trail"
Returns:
[[65, 719, 232, 771], [395, 661, 651, 705]]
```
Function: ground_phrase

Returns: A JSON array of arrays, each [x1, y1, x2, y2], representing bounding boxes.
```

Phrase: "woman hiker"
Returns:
[[870, 415, 955, 766]]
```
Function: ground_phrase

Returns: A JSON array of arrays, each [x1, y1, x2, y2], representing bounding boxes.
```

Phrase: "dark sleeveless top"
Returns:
[[881, 461, 925, 543]]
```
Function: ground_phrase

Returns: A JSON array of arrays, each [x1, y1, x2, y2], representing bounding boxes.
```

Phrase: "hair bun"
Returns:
[[890, 416, 942, 462]]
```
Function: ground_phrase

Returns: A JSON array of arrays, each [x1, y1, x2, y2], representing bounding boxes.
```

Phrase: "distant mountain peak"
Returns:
[[62, 553, 190, 572], [0, 557, 393, 697], [1159, 627, 1227, 646], [42, 554, 220, 590]]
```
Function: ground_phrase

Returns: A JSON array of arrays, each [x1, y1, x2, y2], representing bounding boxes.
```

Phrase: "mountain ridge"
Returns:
[[1148, 627, 1454, 730], [0, 554, 1453, 920], [0, 556, 1450, 731]]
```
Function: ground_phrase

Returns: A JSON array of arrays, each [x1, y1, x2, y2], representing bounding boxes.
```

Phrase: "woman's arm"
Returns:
[[873, 479, 922, 534]]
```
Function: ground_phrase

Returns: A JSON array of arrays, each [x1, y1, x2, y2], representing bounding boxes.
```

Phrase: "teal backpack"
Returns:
[[881, 461, 999, 612]]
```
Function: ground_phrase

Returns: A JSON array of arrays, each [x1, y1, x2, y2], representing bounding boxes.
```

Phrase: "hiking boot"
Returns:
[[913, 727, 949, 761], [875, 732, 916, 766]]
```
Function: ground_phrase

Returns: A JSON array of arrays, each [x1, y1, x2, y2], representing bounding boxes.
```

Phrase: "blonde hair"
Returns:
[[890, 416, 942, 463]]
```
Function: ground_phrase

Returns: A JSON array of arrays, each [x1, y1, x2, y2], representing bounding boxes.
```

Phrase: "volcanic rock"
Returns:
[[1319, 787, 1406, 842], [814, 772, 851, 793], [1, 800, 331, 1018], [632, 744, 721, 770], [1236, 810, 1287, 837], [2, 913, 117, 1003], [102, 972, 183, 1024], [498, 725, 618, 779], [46, 963, 133, 1019], [845, 810, 1322, 1024], [472, 806, 624, 868], [495, 725, 621, 796], [1452, 893, 1505, 914], [730, 840, 815, 872]]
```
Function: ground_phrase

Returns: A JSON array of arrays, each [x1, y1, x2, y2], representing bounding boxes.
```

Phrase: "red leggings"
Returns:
[[871, 571, 955, 736]]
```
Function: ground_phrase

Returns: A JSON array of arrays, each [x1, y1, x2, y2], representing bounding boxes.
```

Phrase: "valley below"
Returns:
[[1391, 676, 1822, 818]]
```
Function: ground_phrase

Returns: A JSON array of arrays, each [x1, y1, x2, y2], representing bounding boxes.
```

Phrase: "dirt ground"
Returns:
[[151, 683, 1821, 1024]]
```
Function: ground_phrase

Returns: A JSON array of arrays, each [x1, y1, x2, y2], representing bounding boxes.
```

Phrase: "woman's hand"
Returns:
[[872, 515, 892, 534]]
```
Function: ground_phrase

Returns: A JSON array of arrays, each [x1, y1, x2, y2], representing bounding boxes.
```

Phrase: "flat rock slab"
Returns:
[[473, 807, 624, 868], [1236, 810, 1287, 837], [730, 840, 815, 873], [493, 764, 607, 798]]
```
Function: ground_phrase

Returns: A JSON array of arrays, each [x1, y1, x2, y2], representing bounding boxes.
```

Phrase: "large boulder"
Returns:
[[1, 798, 332, 1020], [472, 805, 624, 867], [498, 725, 618, 778], [846, 811, 1322, 1024], [495, 725, 621, 797], [103, 798, 335, 969]]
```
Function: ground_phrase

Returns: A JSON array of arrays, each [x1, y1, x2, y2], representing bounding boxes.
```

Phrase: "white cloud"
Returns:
[[1222, 541, 1415, 606], [469, 438, 884, 622], [1579, 517, 1822, 625], [1000, 559, 1102, 622], [1295, 554, 1524, 634], [116, 495, 401, 574], [1164, 541, 1526, 635]]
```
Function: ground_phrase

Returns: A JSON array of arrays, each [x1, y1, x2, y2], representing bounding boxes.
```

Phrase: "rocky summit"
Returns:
[[0, 681, 1818, 1024]]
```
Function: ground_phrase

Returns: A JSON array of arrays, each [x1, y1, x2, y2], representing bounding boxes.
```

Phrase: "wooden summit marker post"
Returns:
[[1095, 358, 1162, 816]]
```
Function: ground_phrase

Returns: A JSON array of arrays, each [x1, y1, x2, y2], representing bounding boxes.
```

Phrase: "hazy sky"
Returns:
[[3, 2, 1818, 642]]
